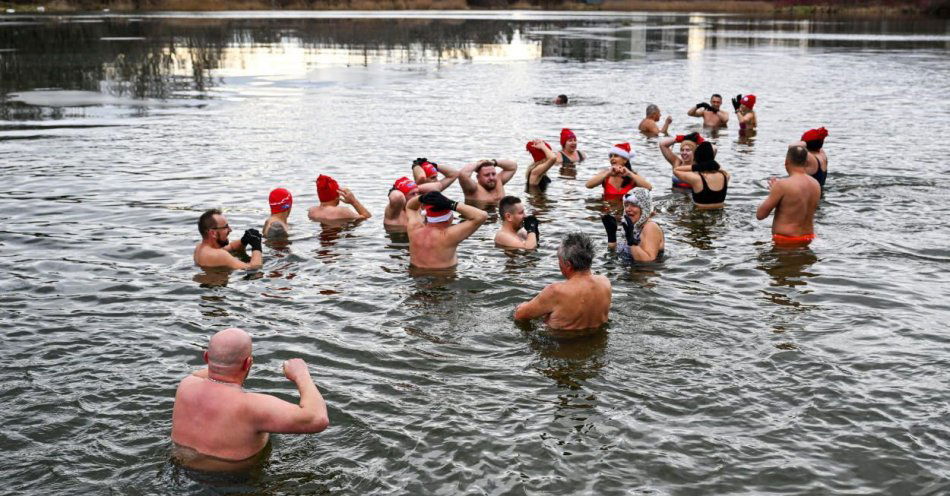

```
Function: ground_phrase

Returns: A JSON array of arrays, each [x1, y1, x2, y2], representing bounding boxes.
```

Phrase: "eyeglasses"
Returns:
[[211, 224, 231, 231]]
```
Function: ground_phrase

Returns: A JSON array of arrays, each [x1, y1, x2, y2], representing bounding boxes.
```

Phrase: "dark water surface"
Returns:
[[1, 10, 949, 495]]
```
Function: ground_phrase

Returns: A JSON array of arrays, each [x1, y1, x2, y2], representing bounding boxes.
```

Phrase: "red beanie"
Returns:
[[526, 140, 552, 162], [316, 175, 339, 203], [393, 177, 417, 197], [269, 188, 292, 214], [560, 128, 576, 148], [801, 127, 829, 141], [740, 94, 756, 109]]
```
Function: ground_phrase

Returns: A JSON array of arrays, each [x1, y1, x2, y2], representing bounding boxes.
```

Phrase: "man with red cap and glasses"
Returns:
[[307, 174, 372, 222], [525, 139, 558, 190], [731, 94, 757, 131], [458, 157, 518, 205], [411, 157, 460, 190], [756, 145, 821, 247], [384, 174, 455, 229], [795, 127, 830, 191], [405, 190, 488, 269], [687, 93, 729, 127], [555, 128, 585, 168], [194, 208, 262, 270], [263, 188, 293, 239]]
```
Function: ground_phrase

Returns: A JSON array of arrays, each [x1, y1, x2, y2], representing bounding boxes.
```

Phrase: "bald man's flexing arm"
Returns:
[[246, 359, 329, 434]]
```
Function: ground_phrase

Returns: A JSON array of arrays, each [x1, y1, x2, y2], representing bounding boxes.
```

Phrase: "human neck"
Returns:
[[565, 269, 591, 280], [272, 212, 290, 222], [319, 200, 339, 207], [207, 372, 243, 387]]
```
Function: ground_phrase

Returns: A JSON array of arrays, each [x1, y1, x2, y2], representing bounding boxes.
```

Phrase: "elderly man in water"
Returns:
[[405, 190, 487, 269], [514, 233, 611, 330], [756, 145, 821, 246], [194, 208, 262, 270], [171, 327, 329, 471], [638, 103, 672, 136]]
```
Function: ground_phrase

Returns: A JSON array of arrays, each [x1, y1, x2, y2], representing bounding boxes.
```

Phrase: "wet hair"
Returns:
[[787, 145, 808, 166], [711, 93, 722, 100], [557, 232, 594, 271], [198, 208, 222, 238], [805, 139, 824, 152], [556, 94, 568, 104], [498, 196, 521, 218], [646, 104, 659, 117]]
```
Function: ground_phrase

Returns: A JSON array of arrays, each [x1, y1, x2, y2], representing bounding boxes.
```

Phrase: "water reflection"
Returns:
[[757, 245, 818, 308], [525, 327, 609, 391]]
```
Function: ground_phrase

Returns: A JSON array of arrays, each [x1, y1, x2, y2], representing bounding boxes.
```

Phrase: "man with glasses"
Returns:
[[194, 208, 263, 270]]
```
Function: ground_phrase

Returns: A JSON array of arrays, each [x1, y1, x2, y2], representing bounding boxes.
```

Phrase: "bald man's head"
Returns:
[[206, 327, 252, 376]]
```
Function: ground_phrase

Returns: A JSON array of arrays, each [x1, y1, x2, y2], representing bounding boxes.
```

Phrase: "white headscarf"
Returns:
[[623, 187, 653, 231]]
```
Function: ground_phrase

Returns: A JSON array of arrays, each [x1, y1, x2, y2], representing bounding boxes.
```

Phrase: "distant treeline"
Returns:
[[3, 0, 948, 17]]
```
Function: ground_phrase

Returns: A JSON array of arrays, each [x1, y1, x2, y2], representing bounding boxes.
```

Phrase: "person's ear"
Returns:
[[243, 356, 252, 371], [203, 351, 210, 364]]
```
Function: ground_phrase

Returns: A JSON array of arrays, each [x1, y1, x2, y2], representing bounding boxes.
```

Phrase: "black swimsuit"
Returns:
[[810, 156, 827, 189], [691, 171, 728, 205], [560, 151, 584, 167]]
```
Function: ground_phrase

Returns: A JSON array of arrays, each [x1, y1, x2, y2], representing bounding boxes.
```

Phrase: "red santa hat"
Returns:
[[423, 204, 453, 223], [608, 142, 634, 161]]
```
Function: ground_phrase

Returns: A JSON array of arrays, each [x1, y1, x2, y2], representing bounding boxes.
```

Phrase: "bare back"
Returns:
[[544, 274, 612, 330], [171, 376, 268, 463], [409, 224, 459, 269], [772, 175, 821, 236], [805, 150, 828, 177], [308, 205, 358, 222]]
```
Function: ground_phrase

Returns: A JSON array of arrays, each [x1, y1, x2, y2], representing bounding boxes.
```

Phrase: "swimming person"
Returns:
[[756, 145, 821, 246], [494, 195, 539, 250], [263, 188, 292, 239], [405, 191, 488, 269], [412, 158, 460, 190], [554, 94, 568, 105], [732, 94, 757, 132], [556, 128, 585, 168], [798, 127, 830, 190], [659, 132, 702, 189], [687, 94, 729, 127], [672, 141, 730, 209], [514, 232, 611, 330], [171, 327, 329, 472], [193, 209, 262, 270], [459, 158, 518, 204], [525, 139, 558, 190], [585, 142, 652, 200], [600, 188, 665, 262], [638, 103, 672, 136], [307, 174, 372, 222]]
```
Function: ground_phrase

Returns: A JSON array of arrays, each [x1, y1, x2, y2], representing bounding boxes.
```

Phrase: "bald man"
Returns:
[[171, 328, 329, 471]]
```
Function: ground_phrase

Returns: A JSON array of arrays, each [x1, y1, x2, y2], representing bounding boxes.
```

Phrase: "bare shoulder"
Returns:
[[593, 274, 612, 289]]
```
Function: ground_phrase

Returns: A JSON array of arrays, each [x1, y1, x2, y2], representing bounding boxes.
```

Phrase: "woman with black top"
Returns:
[[672, 141, 730, 209]]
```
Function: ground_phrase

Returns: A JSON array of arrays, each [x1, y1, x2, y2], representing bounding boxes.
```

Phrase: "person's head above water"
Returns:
[[560, 128, 577, 151], [623, 187, 653, 230], [692, 141, 720, 172], [555, 94, 568, 105], [269, 188, 292, 215], [475, 160, 499, 190], [801, 127, 828, 152], [740, 94, 756, 111], [710, 94, 723, 110], [557, 232, 594, 275], [204, 327, 253, 381], [645, 104, 660, 120], [499, 195, 525, 228], [786, 145, 809, 172], [608, 142, 634, 172], [198, 208, 231, 247], [316, 175, 339, 204], [392, 176, 418, 199]]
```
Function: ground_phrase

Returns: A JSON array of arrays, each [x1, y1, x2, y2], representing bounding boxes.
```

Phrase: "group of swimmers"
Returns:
[[177, 92, 830, 471]]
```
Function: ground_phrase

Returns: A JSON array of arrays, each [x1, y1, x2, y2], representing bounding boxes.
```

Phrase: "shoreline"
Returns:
[[1, 1, 947, 19]]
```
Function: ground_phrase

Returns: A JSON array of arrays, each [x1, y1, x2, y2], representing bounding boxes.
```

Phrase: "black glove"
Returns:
[[412, 157, 428, 167], [731, 94, 742, 112], [522, 215, 540, 240], [621, 217, 640, 246], [696, 102, 711, 111], [601, 214, 618, 244], [241, 228, 263, 252], [419, 191, 457, 211], [683, 132, 702, 143]]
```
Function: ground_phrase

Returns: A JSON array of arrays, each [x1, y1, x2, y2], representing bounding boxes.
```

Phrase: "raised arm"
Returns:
[[384, 190, 406, 222], [445, 202, 488, 244], [738, 110, 754, 125], [528, 145, 558, 185], [339, 188, 371, 219], [756, 179, 783, 220], [436, 164, 460, 191], [585, 169, 610, 189], [496, 158, 518, 185], [660, 116, 672, 135], [248, 358, 329, 434], [405, 195, 425, 231], [514, 284, 557, 321], [717, 110, 729, 123], [659, 136, 679, 166], [672, 167, 698, 188], [458, 162, 479, 195]]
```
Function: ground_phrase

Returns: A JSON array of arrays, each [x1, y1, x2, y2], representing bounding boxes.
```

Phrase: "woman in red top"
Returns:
[[585, 142, 652, 200]]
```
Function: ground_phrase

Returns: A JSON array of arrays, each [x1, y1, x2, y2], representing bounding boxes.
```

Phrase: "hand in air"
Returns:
[[696, 102, 711, 111], [732, 94, 742, 112], [419, 191, 457, 211], [282, 358, 311, 383], [621, 218, 640, 246], [664, 116, 673, 125], [241, 229, 263, 252], [338, 187, 355, 204], [522, 215, 540, 239]]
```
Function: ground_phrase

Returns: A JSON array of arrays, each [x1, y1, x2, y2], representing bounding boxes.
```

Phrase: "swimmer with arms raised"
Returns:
[[194, 208, 262, 270], [459, 158, 518, 204], [688, 94, 729, 127], [308, 174, 371, 222], [732, 94, 757, 131], [525, 139, 558, 190], [263, 188, 292, 239], [406, 191, 488, 269], [494, 195, 539, 250], [514, 233, 611, 330], [756, 145, 821, 246], [171, 327, 329, 472]]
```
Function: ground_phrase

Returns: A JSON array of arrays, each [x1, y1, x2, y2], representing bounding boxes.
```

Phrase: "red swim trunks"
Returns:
[[772, 233, 815, 246]]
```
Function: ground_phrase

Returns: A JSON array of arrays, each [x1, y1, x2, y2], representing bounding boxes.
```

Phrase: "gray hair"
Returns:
[[646, 104, 659, 117], [557, 232, 594, 271]]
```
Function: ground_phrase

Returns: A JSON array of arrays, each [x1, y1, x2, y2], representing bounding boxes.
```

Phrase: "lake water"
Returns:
[[1, 10, 949, 495]]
